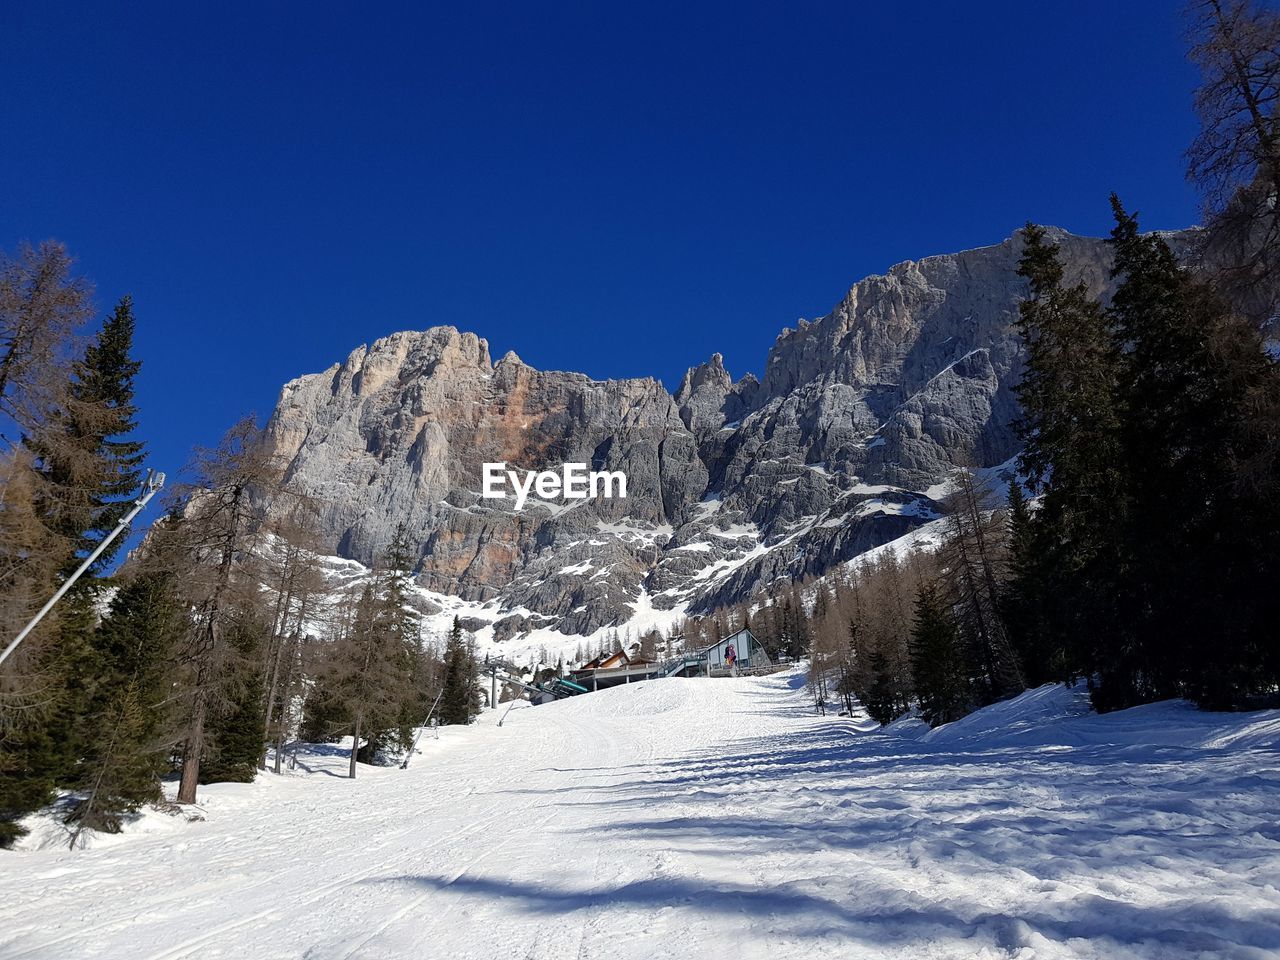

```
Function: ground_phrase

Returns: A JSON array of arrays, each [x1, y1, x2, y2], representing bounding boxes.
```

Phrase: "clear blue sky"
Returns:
[[2, 2, 1201, 490]]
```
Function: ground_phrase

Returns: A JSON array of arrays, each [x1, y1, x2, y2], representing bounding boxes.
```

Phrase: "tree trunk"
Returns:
[[261, 626, 290, 769], [176, 693, 207, 804], [273, 635, 298, 776], [348, 711, 362, 780]]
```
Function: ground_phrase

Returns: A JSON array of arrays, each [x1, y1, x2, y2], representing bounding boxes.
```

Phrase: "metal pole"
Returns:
[[400, 687, 445, 769], [0, 470, 165, 669]]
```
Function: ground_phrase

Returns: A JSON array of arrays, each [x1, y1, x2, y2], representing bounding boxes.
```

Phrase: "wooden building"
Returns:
[[572, 647, 659, 690]]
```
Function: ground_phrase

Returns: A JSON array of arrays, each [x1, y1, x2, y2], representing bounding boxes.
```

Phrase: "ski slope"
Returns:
[[3, 671, 1279, 959]]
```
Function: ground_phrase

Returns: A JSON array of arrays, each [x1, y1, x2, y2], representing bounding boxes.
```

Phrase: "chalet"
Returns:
[[571, 647, 659, 690]]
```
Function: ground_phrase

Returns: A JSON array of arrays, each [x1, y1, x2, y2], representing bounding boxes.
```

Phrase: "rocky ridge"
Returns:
[[264, 227, 1119, 646]]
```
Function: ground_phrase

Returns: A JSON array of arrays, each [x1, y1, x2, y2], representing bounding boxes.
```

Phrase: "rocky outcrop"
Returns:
[[263, 226, 1126, 641]]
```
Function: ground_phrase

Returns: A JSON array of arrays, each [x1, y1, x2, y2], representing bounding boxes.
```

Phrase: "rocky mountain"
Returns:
[[263, 227, 1119, 646]]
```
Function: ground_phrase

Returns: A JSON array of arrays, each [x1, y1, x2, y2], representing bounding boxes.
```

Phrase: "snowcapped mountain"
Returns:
[[262, 227, 1121, 652]]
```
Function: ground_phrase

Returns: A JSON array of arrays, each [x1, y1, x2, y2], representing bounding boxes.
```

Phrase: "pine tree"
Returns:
[[862, 649, 899, 726], [66, 297, 145, 570], [938, 469, 1024, 704], [299, 672, 350, 743], [439, 617, 474, 726], [1013, 224, 1126, 690], [909, 583, 971, 727], [1105, 198, 1280, 708], [199, 610, 267, 784], [0, 255, 133, 846], [379, 525, 426, 753], [65, 573, 183, 843], [25, 296, 145, 581], [1001, 481, 1059, 686], [50, 297, 149, 833]]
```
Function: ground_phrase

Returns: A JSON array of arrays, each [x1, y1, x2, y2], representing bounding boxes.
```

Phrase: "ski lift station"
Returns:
[[701, 627, 771, 672], [489, 628, 777, 708], [571, 627, 774, 691]]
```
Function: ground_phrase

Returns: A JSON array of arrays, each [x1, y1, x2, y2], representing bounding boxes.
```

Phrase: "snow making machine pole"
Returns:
[[0, 470, 165, 669], [400, 687, 445, 770]]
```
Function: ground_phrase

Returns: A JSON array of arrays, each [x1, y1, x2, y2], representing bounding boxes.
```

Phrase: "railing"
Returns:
[[656, 653, 707, 678]]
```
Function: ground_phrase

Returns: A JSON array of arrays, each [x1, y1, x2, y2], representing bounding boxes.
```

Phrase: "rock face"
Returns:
[[263, 227, 1119, 641]]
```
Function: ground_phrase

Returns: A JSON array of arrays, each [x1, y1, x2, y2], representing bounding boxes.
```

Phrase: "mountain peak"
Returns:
[[261, 226, 1139, 643]]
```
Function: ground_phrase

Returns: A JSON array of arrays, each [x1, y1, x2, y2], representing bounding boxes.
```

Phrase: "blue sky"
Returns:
[[2, 2, 1201, 491]]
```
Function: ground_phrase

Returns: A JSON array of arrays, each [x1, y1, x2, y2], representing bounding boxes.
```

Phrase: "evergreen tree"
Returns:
[[299, 672, 350, 743], [0, 265, 140, 846], [65, 573, 183, 843], [67, 297, 145, 570], [1012, 224, 1126, 689], [908, 584, 971, 727], [1105, 198, 1280, 708], [199, 611, 266, 784], [1001, 481, 1059, 686], [381, 525, 426, 751], [25, 296, 144, 577], [439, 617, 475, 726], [53, 298, 149, 834], [938, 470, 1024, 704], [862, 649, 900, 726]]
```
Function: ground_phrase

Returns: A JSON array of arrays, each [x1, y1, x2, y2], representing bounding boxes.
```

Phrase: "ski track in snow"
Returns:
[[2, 672, 1279, 959]]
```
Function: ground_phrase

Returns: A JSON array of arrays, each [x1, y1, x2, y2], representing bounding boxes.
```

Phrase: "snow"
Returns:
[[594, 519, 673, 545], [848, 482, 904, 495], [693, 493, 723, 518], [839, 515, 950, 571], [923, 455, 1023, 502], [689, 541, 770, 584], [620, 587, 686, 640], [852, 497, 938, 520], [707, 522, 760, 540], [3, 673, 1278, 959]]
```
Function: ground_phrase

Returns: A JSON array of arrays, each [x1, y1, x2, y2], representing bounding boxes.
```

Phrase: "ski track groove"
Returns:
[[4, 674, 1280, 960], [334, 810, 559, 960], [2, 792, 454, 960], [139, 804, 511, 960]]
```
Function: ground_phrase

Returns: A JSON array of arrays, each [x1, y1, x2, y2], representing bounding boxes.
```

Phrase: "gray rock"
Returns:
[[261, 226, 1144, 640]]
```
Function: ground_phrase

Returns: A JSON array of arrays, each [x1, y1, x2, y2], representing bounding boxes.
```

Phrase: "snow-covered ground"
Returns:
[[3, 671, 1279, 959]]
